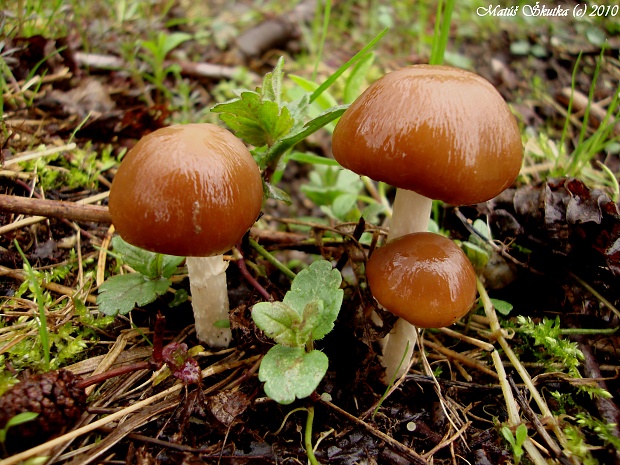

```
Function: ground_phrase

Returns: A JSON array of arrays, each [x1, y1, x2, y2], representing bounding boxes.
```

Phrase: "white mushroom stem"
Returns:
[[186, 255, 232, 347], [379, 188, 432, 382]]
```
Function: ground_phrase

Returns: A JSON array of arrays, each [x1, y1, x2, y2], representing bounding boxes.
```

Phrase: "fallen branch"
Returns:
[[0, 194, 112, 224]]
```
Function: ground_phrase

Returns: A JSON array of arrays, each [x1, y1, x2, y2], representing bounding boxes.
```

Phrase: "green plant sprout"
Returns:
[[211, 28, 387, 187], [0, 412, 38, 456], [139, 31, 192, 101], [252, 260, 343, 405], [501, 423, 528, 465], [96, 236, 185, 316], [527, 47, 620, 196]]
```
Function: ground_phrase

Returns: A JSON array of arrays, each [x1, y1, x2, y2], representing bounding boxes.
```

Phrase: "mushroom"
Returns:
[[108, 123, 263, 347], [366, 232, 477, 328], [331, 65, 523, 380]]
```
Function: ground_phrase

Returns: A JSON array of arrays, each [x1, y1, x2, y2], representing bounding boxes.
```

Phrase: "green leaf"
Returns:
[[515, 423, 528, 446], [283, 260, 342, 340], [309, 27, 388, 104], [215, 92, 295, 147], [288, 151, 340, 167], [252, 301, 302, 347], [261, 56, 284, 104], [491, 298, 514, 316], [331, 193, 358, 221], [297, 299, 323, 345], [461, 241, 490, 269], [263, 181, 292, 204], [161, 254, 185, 278], [110, 236, 184, 279], [258, 345, 328, 404], [6, 411, 39, 429], [110, 236, 158, 278], [0, 412, 39, 443], [263, 105, 348, 169], [343, 51, 375, 104], [501, 426, 516, 446], [97, 273, 170, 315], [289, 74, 338, 111]]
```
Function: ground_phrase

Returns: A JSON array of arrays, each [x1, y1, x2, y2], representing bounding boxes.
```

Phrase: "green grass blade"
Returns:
[[429, 0, 455, 66], [309, 27, 388, 104], [312, 0, 332, 82]]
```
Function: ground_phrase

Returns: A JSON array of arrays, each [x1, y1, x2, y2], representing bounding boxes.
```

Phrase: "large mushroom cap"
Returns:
[[109, 123, 263, 257], [332, 65, 523, 205], [366, 232, 477, 328]]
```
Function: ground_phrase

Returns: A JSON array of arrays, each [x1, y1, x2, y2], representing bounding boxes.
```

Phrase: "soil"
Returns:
[[1, 2, 619, 465]]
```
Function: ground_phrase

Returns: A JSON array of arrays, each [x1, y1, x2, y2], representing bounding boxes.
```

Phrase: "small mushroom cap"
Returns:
[[366, 232, 477, 328], [109, 123, 263, 257], [332, 65, 523, 205]]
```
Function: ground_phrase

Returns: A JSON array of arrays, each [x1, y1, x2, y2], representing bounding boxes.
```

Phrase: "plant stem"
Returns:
[[249, 238, 297, 280], [305, 405, 320, 465]]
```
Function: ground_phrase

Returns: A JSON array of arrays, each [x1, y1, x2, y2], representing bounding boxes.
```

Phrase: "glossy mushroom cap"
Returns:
[[332, 65, 523, 205], [109, 123, 263, 257], [366, 232, 477, 328]]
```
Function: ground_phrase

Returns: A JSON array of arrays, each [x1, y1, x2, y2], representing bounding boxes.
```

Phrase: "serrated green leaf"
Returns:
[[261, 56, 284, 104], [283, 260, 343, 340], [258, 345, 328, 404], [215, 92, 294, 147], [97, 273, 170, 315], [111, 236, 159, 277], [161, 254, 185, 278], [264, 105, 347, 169], [252, 301, 302, 346], [110, 236, 184, 279]]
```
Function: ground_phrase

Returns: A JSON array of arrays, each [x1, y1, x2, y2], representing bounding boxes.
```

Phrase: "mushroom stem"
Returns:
[[379, 188, 432, 382], [387, 189, 432, 241], [186, 255, 232, 347]]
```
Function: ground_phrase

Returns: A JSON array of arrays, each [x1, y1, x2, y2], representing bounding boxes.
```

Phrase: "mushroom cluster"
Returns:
[[109, 123, 263, 347], [332, 65, 523, 380]]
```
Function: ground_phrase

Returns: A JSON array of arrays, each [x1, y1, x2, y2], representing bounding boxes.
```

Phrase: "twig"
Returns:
[[492, 351, 550, 465], [320, 398, 429, 465], [0, 265, 98, 304], [3, 143, 77, 166], [508, 376, 567, 462], [233, 246, 273, 301], [476, 277, 572, 459], [0, 193, 112, 224], [423, 338, 498, 379]]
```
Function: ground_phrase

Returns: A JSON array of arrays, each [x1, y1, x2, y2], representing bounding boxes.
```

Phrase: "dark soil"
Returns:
[[1, 2, 620, 464]]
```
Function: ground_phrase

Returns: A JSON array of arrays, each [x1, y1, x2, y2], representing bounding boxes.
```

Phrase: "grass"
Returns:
[[1, 0, 620, 463]]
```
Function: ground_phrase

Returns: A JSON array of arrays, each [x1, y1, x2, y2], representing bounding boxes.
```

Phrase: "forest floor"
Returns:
[[1, 1, 620, 464]]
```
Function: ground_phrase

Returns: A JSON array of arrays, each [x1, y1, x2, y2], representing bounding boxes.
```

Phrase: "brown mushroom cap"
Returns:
[[109, 123, 263, 257], [332, 65, 523, 205], [366, 232, 477, 328]]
